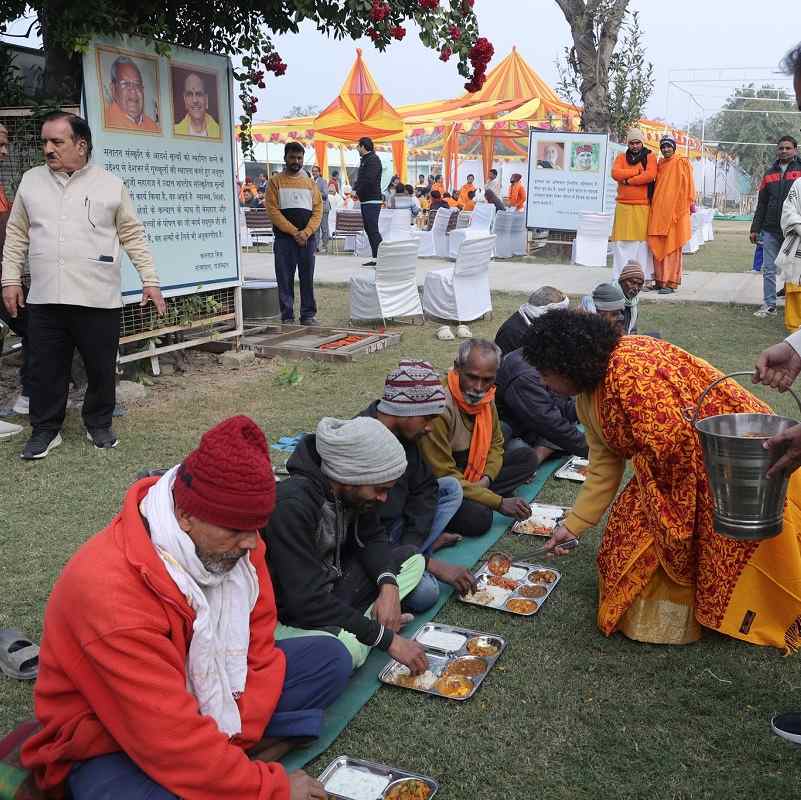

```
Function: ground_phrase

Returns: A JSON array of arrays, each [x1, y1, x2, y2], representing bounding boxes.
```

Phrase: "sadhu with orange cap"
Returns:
[[22, 416, 349, 800], [647, 134, 696, 294]]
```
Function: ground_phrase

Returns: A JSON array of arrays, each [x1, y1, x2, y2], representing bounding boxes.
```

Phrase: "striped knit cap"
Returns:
[[377, 359, 447, 417]]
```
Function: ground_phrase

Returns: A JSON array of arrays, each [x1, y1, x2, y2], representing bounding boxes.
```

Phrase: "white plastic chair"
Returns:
[[413, 207, 455, 257], [493, 211, 515, 258], [573, 212, 614, 267], [448, 203, 496, 258], [349, 239, 423, 323], [702, 208, 715, 242], [356, 209, 393, 257], [422, 235, 496, 322]]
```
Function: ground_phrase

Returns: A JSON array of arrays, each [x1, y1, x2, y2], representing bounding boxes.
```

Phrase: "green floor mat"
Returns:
[[280, 455, 569, 772]]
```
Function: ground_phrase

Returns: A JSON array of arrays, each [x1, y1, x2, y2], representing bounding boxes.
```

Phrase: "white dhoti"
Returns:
[[611, 241, 653, 281]]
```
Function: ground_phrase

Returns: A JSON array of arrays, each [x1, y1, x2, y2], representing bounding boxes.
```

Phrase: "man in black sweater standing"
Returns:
[[353, 136, 383, 266]]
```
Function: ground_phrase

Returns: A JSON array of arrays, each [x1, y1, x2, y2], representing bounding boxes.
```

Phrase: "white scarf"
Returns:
[[518, 296, 569, 325], [140, 466, 259, 737]]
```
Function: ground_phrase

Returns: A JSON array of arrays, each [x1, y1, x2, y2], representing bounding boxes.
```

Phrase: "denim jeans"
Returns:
[[762, 230, 782, 308], [386, 477, 463, 614], [273, 234, 317, 322], [360, 202, 383, 258]]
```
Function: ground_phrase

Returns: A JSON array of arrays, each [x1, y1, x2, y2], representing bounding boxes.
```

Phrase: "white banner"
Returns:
[[82, 36, 240, 300], [525, 131, 610, 231]]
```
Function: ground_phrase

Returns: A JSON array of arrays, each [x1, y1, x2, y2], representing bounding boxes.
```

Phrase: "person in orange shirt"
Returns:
[[104, 57, 160, 133], [508, 173, 526, 211], [461, 190, 477, 212], [430, 174, 445, 194], [458, 174, 476, 207], [443, 192, 458, 208], [647, 135, 695, 294], [610, 127, 657, 285]]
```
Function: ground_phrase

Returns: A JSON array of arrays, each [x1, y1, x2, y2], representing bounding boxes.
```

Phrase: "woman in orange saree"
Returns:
[[522, 310, 801, 651]]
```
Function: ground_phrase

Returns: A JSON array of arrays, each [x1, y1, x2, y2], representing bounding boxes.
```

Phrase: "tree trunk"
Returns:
[[554, 0, 629, 133], [39, 1, 82, 102]]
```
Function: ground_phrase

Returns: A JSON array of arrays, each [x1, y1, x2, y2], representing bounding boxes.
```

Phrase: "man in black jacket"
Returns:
[[496, 348, 588, 462], [360, 360, 475, 613], [262, 416, 427, 675], [353, 136, 383, 266], [750, 136, 801, 317], [494, 286, 569, 357]]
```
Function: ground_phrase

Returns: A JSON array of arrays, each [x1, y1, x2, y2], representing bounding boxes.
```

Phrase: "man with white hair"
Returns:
[[419, 339, 538, 538], [263, 416, 428, 674], [494, 286, 569, 357], [105, 56, 159, 132]]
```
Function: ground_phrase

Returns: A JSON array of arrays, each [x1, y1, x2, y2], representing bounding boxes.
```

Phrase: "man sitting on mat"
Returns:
[[22, 416, 349, 800], [359, 360, 476, 612], [418, 339, 537, 538], [494, 286, 569, 357], [263, 416, 428, 675]]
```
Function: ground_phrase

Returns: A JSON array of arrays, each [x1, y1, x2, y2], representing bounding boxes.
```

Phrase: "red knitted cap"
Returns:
[[172, 415, 276, 530]]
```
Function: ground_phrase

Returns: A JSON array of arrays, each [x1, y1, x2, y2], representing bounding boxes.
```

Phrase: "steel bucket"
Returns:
[[693, 371, 801, 540]]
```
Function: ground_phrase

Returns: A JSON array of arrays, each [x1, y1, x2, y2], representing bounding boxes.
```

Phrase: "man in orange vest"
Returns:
[[508, 174, 526, 211], [457, 174, 476, 207], [647, 135, 695, 294]]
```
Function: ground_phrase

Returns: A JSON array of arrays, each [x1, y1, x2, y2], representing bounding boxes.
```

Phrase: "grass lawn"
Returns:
[[1, 286, 799, 799], [522, 219, 756, 275]]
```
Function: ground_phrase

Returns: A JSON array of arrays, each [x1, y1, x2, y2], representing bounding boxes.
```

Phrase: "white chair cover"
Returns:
[[350, 239, 422, 322], [493, 211, 515, 258], [702, 208, 715, 242], [448, 204, 496, 258], [511, 212, 527, 256], [574, 211, 614, 267], [423, 235, 495, 322], [239, 209, 252, 248], [682, 211, 702, 254], [413, 207, 455, 257], [386, 208, 413, 242], [356, 209, 393, 257]]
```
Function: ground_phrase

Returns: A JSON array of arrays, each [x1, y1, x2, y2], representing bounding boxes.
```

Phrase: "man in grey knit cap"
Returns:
[[263, 416, 428, 675], [359, 360, 475, 613], [580, 282, 626, 332]]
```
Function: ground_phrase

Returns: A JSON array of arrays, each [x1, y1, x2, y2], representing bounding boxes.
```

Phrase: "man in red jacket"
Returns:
[[22, 415, 350, 800]]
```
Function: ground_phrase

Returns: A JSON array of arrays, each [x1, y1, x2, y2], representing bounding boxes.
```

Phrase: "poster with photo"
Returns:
[[525, 131, 609, 231], [83, 36, 239, 299]]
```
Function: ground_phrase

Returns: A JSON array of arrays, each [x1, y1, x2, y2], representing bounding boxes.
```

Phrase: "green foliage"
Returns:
[[555, 8, 654, 139], [698, 84, 800, 191], [0, 45, 26, 106]]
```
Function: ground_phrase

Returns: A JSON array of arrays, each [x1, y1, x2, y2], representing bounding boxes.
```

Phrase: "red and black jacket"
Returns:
[[751, 156, 801, 235]]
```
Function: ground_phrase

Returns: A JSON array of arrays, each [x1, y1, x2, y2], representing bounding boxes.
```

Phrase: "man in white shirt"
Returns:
[[1, 112, 165, 460], [485, 168, 501, 197]]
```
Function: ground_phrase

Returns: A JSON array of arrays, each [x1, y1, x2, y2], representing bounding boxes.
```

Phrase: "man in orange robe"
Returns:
[[457, 174, 476, 207], [647, 134, 695, 294], [508, 173, 526, 211]]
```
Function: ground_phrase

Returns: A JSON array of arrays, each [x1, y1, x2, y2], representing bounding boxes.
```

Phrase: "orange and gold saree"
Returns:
[[586, 336, 801, 651]]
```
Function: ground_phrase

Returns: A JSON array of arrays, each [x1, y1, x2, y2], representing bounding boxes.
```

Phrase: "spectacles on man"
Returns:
[[116, 80, 144, 92]]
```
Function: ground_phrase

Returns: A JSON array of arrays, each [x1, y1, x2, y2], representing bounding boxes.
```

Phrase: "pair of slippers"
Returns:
[[0, 629, 39, 681], [0, 420, 23, 440], [436, 324, 473, 341]]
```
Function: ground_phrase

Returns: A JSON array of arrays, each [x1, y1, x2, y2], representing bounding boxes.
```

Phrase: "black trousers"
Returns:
[[273, 235, 317, 323], [26, 304, 121, 434], [333, 545, 417, 614], [0, 292, 31, 396], [448, 444, 539, 538], [360, 203, 383, 258]]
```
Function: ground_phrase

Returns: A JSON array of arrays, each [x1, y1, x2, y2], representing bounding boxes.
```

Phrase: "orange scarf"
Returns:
[[0, 184, 9, 214], [447, 369, 495, 483]]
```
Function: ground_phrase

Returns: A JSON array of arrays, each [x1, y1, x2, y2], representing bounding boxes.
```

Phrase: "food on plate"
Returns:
[[528, 569, 558, 584], [505, 598, 538, 614], [575, 465, 589, 477], [465, 586, 510, 606], [515, 519, 556, 535], [416, 627, 466, 652], [518, 583, 548, 598], [466, 636, 500, 657], [383, 778, 433, 800], [486, 575, 519, 591], [391, 667, 438, 691], [443, 657, 487, 678], [434, 674, 474, 698], [324, 766, 390, 800], [487, 552, 512, 576], [505, 565, 529, 581]]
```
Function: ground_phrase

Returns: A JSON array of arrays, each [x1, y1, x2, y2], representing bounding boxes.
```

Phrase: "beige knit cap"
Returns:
[[626, 128, 645, 143]]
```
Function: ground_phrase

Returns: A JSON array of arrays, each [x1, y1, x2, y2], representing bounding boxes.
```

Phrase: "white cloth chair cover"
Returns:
[[413, 207, 455, 257], [493, 211, 515, 258], [356, 209, 393, 257], [511, 212, 527, 256], [239, 209, 252, 248], [573, 212, 614, 267], [386, 208, 413, 242], [702, 208, 715, 242], [448, 204, 496, 258], [610, 240, 654, 281], [682, 211, 702, 254], [422, 235, 495, 322], [349, 239, 423, 322]]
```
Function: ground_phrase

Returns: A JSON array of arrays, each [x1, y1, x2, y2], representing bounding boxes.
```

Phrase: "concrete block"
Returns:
[[220, 349, 256, 369]]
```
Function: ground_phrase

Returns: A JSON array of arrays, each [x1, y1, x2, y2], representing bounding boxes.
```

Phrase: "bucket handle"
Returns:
[[690, 370, 801, 426]]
